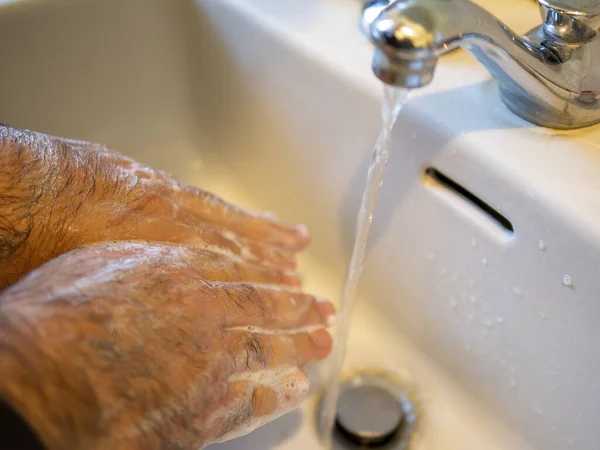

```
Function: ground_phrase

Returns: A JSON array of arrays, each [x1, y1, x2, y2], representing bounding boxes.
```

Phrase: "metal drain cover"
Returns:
[[319, 372, 418, 449], [336, 384, 404, 445]]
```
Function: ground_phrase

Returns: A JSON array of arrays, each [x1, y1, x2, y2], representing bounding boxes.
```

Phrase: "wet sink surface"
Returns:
[[1, 0, 599, 449]]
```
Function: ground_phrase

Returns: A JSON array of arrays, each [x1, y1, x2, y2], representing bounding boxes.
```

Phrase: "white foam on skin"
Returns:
[[221, 229, 257, 261], [206, 367, 309, 446], [210, 281, 302, 294], [225, 324, 329, 335], [191, 243, 250, 266]]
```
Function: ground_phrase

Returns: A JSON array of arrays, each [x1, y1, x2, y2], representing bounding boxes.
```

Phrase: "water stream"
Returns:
[[319, 85, 410, 446]]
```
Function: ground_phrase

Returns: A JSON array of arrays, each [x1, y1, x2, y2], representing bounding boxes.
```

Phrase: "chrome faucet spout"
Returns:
[[362, 0, 600, 129]]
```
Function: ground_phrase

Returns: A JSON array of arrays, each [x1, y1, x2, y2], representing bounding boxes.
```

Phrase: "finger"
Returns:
[[186, 221, 298, 271], [115, 211, 298, 271], [172, 185, 310, 251], [179, 247, 300, 287], [218, 283, 336, 331], [213, 227, 299, 272], [207, 368, 309, 444], [123, 207, 298, 271], [224, 329, 333, 372]]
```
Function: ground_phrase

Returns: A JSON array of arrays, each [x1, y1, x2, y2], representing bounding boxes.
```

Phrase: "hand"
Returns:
[[0, 242, 335, 450], [0, 126, 308, 289]]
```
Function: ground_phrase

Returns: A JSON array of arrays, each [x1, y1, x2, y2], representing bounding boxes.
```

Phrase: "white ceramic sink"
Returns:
[[1, 0, 599, 449]]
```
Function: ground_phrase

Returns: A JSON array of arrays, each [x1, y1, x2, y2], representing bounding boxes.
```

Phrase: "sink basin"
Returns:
[[1, 0, 599, 449]]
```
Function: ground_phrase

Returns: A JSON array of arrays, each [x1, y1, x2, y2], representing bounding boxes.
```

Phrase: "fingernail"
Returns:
[[309, 329, 333, 350], [295, 224, 309, 236], [295, 224, 310, 242], [317, 301, 336, 316], [283, 272, 301, 287], [316, 303, 337, 326], [326, 313, 337, 327], [262, 211, 279, 221]]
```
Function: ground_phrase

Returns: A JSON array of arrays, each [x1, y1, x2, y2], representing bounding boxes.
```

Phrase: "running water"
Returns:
[[319, 85, 409, 445]]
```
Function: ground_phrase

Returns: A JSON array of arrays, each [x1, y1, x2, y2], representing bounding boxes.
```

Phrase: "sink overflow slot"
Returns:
[[423, 167, 515, 235]]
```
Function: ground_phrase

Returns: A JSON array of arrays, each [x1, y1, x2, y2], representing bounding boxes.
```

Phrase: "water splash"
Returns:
[[319, 86, 409, 445], [512, 286, 523, 297], [449, 297, 458, 309], [562, 274, 573, 288]]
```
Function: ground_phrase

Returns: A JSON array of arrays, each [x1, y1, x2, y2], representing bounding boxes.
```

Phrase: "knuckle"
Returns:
[[224, 284, 268, 319], [227, 332, 270, 370]]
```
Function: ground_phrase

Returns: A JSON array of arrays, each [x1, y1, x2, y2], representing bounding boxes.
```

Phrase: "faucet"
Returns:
[[361, 0, 600, 130]]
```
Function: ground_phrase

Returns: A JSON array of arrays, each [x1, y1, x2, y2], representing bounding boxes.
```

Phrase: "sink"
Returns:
[[1, 0, 599, 449]]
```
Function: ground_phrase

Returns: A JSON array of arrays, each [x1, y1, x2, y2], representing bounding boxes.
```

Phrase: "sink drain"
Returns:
[[318, 372, 418, 449], [336, 383, 405, 445]]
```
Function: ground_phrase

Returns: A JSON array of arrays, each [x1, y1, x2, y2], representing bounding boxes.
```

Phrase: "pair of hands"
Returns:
[[0, 126, 335, 449]]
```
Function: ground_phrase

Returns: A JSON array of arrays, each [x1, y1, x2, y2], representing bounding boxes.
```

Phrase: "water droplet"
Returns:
[[538, 240, 547, 251], [449, 297, 457, 309], [496, 316, 504, 324], [568, 438, 573, 447], [464, 342, 472, 352], [411, 132, 417, 140], [513, 286, 523, 296], [440, 266, 448, 275], [562, 274, 573, 287], [481, 257, 488, 266], [467, 314, 474, 322], [509, 376, 517, 387], [483, 318, 492, 327], [469, 294, 479, 304], [540, 310, 547, 320], [526, 190, 538, 202], [471, 238, 477, 248], [468, 277, 475, 287], [532, 406, 544, 416], [426, 252, 436, 261]]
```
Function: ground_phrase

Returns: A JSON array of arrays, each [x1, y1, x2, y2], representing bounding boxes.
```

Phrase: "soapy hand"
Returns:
[[0, 126, 308, 289], [0, 242, 335, 449]]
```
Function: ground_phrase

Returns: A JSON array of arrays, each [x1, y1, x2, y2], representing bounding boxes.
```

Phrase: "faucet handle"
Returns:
[[538, 0, 600, 42]]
